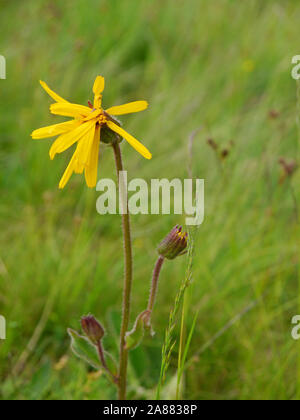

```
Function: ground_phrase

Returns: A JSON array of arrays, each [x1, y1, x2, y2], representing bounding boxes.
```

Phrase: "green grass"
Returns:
[[0, 0, 299, 400]]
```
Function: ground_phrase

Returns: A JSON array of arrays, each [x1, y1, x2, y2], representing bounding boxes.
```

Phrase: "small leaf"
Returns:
[[67, 328, 101, 370], [125, 310, 151, 350]]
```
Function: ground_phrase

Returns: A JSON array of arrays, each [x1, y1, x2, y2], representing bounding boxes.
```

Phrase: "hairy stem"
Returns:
[[147, 256, 165, 313], [112, 141, 133, 400], [96, 341, 118, 384]]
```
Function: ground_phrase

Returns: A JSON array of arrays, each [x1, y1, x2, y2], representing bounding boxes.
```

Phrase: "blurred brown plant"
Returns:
[[207, 138, 234, 162], [278, 157, 298, 184], [268, 109, 280, 120]]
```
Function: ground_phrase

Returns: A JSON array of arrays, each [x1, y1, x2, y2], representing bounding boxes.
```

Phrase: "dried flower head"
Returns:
[[81, 315, 105, 344], [157, 225, 188, 260], [207, 138, 234, 161], [207, 138, 218, 150], [220, 148, 229, 159], [31, 76, 152, 189]]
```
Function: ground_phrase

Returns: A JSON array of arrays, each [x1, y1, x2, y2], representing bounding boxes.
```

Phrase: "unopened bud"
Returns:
[[81, 315, 105, 344], [157, 225, 188, 260]]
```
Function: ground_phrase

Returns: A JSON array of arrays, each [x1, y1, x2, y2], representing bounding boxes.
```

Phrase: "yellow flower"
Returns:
[[31, 76, 151, 189]]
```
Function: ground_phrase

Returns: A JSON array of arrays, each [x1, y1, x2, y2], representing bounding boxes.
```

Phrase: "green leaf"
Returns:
[[125, 310, 151, 350], [67, 328, 101, 370], [177, 309, 200, 382]]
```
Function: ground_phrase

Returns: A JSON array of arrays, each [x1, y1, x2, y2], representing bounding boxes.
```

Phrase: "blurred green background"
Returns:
[[0, 0, 299, 400]]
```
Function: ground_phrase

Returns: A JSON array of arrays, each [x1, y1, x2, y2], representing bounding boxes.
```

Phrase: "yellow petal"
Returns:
[[58, 151, 77, 189], [40, 80, 68, 103], [31, 120, 80, 139], [93, 76, 105, 95], [74, 159, 84, 174], [50, 102, 91, 118], [49, 121, 95, 160], [94, 95, 102, 109], [85, 125, 100, 188], [83, 109, 101, 122], [106, 121, 152, 160], [75, 123, 96, 167], [58, 124, 97, 188], [106, 101, 148, 116], [73, 143, 84, 174]]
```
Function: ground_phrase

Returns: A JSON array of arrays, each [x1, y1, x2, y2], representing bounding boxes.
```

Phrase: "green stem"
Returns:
[[289, 180, 299, 223], [112, 141, 133, 400], [176, 290, 188, 399]]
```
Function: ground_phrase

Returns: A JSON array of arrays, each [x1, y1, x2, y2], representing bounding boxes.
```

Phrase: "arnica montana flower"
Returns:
[[31, 76, 152, 189]]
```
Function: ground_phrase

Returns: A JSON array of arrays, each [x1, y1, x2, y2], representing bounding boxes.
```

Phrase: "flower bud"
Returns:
[[157, 225, 188, 260], [81, 315, 105, 344]]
